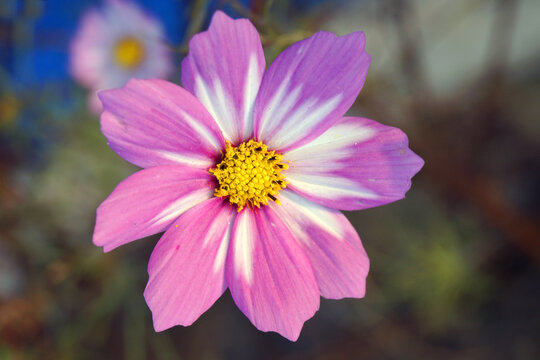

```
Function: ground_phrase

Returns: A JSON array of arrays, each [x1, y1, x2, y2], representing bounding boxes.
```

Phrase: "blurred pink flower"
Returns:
[[93, 11, 424, 340], [70, 0, 173, 113]]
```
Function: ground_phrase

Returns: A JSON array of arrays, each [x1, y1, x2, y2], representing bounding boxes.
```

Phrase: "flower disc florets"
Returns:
[[209, 140, 288, 211]]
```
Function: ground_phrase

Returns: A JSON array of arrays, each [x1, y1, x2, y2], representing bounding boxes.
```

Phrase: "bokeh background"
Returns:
[[1, 0, 539, 359]]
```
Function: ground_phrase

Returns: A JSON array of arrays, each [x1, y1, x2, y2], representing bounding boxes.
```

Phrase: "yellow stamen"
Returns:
[[209, 140, 288, 212], [113, 36, 145, 69]]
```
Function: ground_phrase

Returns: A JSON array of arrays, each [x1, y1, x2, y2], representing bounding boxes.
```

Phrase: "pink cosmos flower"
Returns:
[[93, 11, 424, 341], [70, 0, 173, 113]]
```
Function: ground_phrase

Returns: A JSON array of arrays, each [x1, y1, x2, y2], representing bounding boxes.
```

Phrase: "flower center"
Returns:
[[209, 140, 288, 212], [113, 36, 145, 69]]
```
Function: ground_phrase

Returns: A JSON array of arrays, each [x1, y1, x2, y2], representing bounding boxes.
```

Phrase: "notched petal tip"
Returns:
[[253, 27, 371, 152], [283, 117, 424, 211], [144, 286, 199, 333], [97, 77, 225, 169], [188, 10, 243, 48], [143, 199, 233, 333], [411, 151, 426, 174], [209, 9, 250, 26], [226, 207, 320, 342], [182, 9, 265, 144], [146, 306, 174, 333], [210, 9, 231, 22]]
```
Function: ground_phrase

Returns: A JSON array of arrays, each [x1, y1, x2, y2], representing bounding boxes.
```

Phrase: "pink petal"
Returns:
[[284, 117, 424, 210], [69, 9, 107, 89], [99, 78, 225, 169], [226, 207, 320, 341], [271, 190, 369, 299], [93, 166, 215, 252], [181, 11, 266, 144], [254, 31, 370, 153], [144, 198, 235, 331]]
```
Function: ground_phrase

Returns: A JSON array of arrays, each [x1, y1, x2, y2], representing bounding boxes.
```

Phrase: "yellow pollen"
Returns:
[[209, 140, 288, 212], [113, 36, 145, 69]]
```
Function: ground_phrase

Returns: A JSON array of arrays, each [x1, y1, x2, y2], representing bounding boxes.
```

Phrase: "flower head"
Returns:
[[70, 0, 173, 113], [209, 139, 289, 211], [93, 11, 424, 341]]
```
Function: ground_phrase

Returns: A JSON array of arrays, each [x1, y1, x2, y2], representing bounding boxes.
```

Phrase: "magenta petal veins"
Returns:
[[93, 166, 215, 252], [284, 117, 425, 210], [226, 207, 320, 341], [182, 11, 266, 145], [100, 78, 225, 169], [145, 198, 235, 330], [254, 31, 370, 153], [271, 190, 369, 299], [93, 10, 424, 342]]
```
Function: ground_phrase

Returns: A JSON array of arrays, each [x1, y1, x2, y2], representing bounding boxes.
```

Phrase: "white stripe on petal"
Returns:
[[278, 117, 423, 211], [194, 76, 235, 141], [233, 211, 254, 284], [150, 188, 213, 226], [242, 55, 262, 140], [287, 174, 379, 201], [214, 215, 234, 274], [182, 13, 266, 144], [158, 150, 213, 168], [257, 73, 297, 136], [277, 190, 345, 246], [212, 81, 236, 138], [285, 122, 376, 164], [177, 108, 223, 152], [273, 94, 342, 150]]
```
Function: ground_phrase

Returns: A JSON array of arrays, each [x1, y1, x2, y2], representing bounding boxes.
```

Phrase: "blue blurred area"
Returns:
[[207, 0, 250, 16], [0, 0, 190, 86], [0, 0, 260, 167]]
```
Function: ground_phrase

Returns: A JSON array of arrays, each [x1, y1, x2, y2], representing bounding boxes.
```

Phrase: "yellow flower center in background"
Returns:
[[210, 140, 288, 212], [113, 36, 145, 69]]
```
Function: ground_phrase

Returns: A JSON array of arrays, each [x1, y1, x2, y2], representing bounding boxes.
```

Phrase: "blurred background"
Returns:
[[1, 0, 539, 359]]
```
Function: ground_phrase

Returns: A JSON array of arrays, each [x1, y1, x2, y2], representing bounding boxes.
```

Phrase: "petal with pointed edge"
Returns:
[[254, 31, 370, 152], [226, 207, 319, 341], [93, 166, 215, 252], [182, 11, 265, 144], [99, 78, 225, 169], [144, 198, 235, 331], [271, 190, 369, 299], [284, 117, 424, 210]]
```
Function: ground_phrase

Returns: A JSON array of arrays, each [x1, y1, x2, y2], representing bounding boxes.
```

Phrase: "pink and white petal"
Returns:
[[93, 166, 215, 252], [99, 78, 225, 169], [271, 190, 369, 299], [104, 0, 174, 85], [226, 207, 320, 341], [144, 198, 235, 331], [254, 31, 370, 153], [181, 11, 265, 144], [284, 117, 424, 211], [69, 9, 109, 89]]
